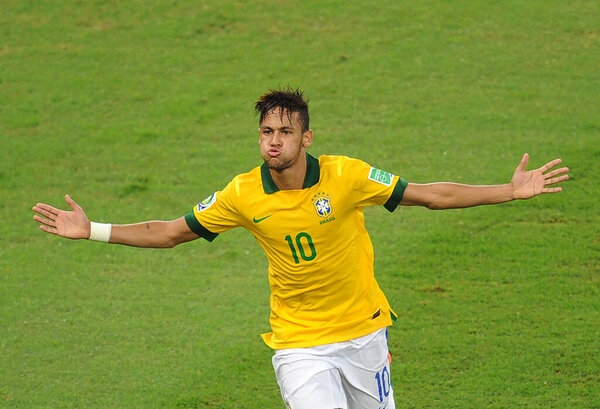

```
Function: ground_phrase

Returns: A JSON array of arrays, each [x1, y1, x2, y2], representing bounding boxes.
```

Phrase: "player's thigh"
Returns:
[[340, 329, 395, 409], [285, 368, 348, 409], [273, 352, 348, 409], [343, 378, 395, 409]]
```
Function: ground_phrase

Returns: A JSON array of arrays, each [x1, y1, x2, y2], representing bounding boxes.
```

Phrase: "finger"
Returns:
[[33, 203, 59, 216], [39, 224, 59, 235], [518, 153, 529, 171], [544, 174, 569, 186], [543, 167, 569, 178], [65, 194, 82, 212], [542, 187, 562, 194], [539, 158, 562, 173], [33, 214, 56, 228], [33, 206, 58, 220]]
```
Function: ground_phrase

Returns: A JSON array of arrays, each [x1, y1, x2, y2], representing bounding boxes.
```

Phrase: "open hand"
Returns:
[[511, 154, 569, 199], [33, 194, 91, 239]]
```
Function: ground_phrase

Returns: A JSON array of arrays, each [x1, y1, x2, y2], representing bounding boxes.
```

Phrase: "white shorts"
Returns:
[[272, 328, 395, 409]]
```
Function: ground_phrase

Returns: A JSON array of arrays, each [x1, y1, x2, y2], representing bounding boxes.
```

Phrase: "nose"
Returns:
[[270, 131, 282, 146]]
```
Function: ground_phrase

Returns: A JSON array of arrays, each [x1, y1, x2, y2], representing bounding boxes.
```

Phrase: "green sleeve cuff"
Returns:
[[184, 212, 219, 242], [383, 177, 408, 212]]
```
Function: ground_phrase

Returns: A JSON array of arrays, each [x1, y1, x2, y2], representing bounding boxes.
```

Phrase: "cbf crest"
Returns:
[[312, 192, 335, 225], [312, 192, 332, 217]]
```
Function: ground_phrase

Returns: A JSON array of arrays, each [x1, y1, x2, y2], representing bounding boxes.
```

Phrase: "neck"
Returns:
[[270, 153, 307, 190]]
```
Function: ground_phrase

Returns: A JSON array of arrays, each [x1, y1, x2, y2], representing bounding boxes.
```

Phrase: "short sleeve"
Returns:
[[184, 179, 243, 241], [342, 157, 408, 211]]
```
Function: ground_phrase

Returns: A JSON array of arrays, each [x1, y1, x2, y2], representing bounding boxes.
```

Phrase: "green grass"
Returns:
[[1, 0, 598, 408]]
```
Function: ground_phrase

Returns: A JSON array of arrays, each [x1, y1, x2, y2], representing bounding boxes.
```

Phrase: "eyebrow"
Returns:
[[260, 125, 295, 130]]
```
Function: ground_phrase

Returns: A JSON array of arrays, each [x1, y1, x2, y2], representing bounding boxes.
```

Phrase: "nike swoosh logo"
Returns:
[[253, 215, 272, 223]]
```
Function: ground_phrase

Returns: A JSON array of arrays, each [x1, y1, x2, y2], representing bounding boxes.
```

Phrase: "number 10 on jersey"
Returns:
[[285, 232, 317, 263]]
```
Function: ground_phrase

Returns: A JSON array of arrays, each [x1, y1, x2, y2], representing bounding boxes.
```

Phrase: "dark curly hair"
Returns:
[[254, 88, 310, 132]]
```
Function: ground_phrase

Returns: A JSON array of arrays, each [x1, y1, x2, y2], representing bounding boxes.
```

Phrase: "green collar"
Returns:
[[260, 153, 320, 194]]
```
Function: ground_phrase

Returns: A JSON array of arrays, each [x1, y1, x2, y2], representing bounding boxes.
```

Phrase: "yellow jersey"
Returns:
[[185, 154, 407, 349]]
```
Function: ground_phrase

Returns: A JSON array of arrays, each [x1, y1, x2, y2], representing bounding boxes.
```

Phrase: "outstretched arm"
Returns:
[[33, 194, 199, 248], [400, 154, 569, 210]]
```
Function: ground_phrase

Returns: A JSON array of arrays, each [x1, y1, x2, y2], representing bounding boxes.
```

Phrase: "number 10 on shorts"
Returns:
[[375, 366, 391, 403]]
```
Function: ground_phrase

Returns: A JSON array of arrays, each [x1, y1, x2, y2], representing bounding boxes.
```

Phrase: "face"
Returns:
[[259, 108, 312, 172]]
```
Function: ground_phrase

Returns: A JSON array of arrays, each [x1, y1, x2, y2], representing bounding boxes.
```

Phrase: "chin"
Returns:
[[266, 158, 291, 172], [269, 163, 289, 172]]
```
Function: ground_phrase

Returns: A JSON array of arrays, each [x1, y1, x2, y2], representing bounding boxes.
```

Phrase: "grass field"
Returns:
[[1, 1, 599, 408]]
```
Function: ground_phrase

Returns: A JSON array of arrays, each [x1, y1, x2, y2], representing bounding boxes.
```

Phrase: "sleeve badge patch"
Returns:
[[368, 167, 394, 186], [196, 192, 217, 212]]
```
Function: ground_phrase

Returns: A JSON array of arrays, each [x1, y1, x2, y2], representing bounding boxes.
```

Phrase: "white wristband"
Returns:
[[89, 222, 112, 242]]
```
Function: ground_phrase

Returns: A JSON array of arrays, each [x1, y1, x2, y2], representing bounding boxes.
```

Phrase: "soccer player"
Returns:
[[32, 89, 569, 409]]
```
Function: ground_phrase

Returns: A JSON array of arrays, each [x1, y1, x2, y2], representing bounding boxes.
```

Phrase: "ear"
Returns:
[[302, 129, 313, 148]]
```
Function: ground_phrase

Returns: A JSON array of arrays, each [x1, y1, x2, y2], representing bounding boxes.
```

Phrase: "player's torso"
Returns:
[[216, 155, 397, 348], [236, 159, 380, 327]]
